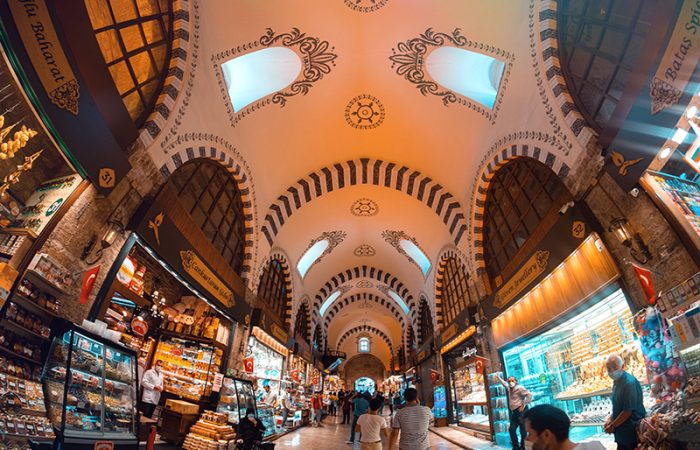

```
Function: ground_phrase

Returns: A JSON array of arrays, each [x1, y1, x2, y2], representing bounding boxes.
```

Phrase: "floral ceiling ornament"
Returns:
[[354, 244, 376, 257], [389, 28, 514, 124], [351, 198, 379, 217], [344, 0, 388, 13], [356, 280, 374, 289], [382, 230, 431, 276], [345, 94, 386, 129], [297, 230, 347, 277]]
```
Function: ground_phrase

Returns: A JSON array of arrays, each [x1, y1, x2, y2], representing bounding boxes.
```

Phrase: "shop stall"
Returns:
[[215, 377, 257, 426]]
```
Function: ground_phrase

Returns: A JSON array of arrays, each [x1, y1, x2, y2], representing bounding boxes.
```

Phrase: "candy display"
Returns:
[[182, 410, 238, 450], [5, 301, 51, 338], [0, 413, 54, 439]]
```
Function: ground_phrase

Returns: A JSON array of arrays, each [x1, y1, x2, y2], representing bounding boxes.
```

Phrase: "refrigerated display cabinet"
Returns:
[[42, 321, 138, 449], [215, 377, 257, 425]]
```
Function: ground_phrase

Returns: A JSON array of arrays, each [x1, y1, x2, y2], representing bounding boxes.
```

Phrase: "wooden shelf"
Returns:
[[0, 345, 42, 365], [24, 269, 68, 296], [1, 432, 53, 441], [2, 318, 50, 341], [11, 294, 59, 319]]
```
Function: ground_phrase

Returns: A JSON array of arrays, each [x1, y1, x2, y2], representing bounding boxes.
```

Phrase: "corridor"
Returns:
[[271, 416, 463, 449]]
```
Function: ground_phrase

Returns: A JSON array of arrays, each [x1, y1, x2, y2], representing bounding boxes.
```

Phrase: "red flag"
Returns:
[[79, 266, 100, 305], [633, 264, 656, 304], [244, 357, 254, 373]]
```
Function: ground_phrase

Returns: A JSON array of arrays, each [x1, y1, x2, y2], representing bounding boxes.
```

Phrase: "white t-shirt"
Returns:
[[357, 413, 387, 443], [574, 442, 606, 450]]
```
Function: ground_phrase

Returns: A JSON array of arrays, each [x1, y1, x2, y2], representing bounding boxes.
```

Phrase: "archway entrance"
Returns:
[[354, 377, 376, 395]]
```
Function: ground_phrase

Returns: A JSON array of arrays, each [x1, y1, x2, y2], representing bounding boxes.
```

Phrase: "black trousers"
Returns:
[[508, 407, 527, 450], [140, 402, 157, 418], [616, 443, 636, 450], [342, 409, 350, 424]]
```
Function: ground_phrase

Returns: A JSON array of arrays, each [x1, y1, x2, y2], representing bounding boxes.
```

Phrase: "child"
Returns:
[[356, 397, 388, 450]]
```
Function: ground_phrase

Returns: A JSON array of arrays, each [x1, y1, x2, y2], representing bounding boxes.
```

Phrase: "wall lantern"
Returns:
[[80, 219, 124, 265], [608, 217, 651, 264]]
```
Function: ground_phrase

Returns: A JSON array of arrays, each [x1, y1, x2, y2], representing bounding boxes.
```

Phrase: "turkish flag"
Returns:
[[633, 264, 657, 305], [244, 357, 254, 373], [79, 266, 100, 305]]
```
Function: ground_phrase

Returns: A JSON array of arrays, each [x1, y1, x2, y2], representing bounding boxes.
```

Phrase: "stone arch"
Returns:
[[139, 0, 193, 147], [417, 293, 436, 346], [313, 266, 417, 327], [291, 296, 311, 343], [470, 143, 570, 272], [312, 323, 325, 353], [322, 292, 407, 333], [257, 249, 294, 325], [337, 325, 394, 355], [158, 140, 258, 283], [261, 158, 468, 246], [434, 251, 478, 329]]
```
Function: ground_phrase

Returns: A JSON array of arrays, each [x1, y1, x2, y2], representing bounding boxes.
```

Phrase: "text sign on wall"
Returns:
[[494, 251, 550, 308]]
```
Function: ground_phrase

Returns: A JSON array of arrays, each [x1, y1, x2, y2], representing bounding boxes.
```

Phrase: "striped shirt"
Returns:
[[392, 404, 432, 450]]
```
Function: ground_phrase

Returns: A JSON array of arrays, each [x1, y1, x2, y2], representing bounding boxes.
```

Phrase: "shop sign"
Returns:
[[462, 347, 478, 359], [15, 175, 80, 235], [212, 373, 224, 393], [8, 0, 79, 115], [416, 349, 429, 363], [94, 442, 113, 450], [271, 323, 288, 346], [494, 250, 550, 309], [441, 323, 458, 343], [180, 250, 235, 308]]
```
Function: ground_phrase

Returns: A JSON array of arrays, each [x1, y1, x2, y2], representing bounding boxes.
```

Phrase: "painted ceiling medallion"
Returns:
[[345, 94, 385, 129], [354, 244, 376, 257], [344, 0, 388, 13], [351, 198, 379, 217], [356, 280, 374, 289]]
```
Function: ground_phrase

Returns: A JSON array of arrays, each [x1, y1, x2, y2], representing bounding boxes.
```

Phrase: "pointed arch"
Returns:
[[434, 252, 477, 329], [257, 250, 294, 324], [292, 297, 311, 344], [322, 292, 407, 333], [337, 325, 394, 355]]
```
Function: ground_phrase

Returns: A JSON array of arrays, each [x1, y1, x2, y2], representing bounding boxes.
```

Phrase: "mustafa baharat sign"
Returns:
[[179, 250, 235, 308], [494, 250, 550, 309]]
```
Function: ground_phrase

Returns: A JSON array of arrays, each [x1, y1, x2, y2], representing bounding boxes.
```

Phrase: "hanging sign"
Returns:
[[179, 250, 235, 308], [462, 347, 478, 359], [94, 442, 114, 450]]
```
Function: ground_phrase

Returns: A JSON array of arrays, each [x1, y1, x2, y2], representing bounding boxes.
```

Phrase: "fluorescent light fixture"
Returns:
[[297, 239, 329, 278], [426, 46, 505, 109], [687, 105, 699, 119], [319, 290, 342, 317], [387, 290, 410, 315], [222, 47, 302, 112], [399, 239, 431, 276], [672, 128, 689, 144], [659, 147, 673, 160]]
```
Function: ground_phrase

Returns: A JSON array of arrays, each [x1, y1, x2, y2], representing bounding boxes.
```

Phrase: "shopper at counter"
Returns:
[[140, 360, 164, 418], [604, 354, 646, 450], [497, 374, 532, 450], [523, 404, 605, 450], [279, 388, 292, 429]]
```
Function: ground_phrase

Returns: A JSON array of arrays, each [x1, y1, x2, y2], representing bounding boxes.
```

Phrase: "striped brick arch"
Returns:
[[416, 293, 435, 344], [532, 0, 596, 149], [471, 146, 569, 273], [313, 266, 417, 327], [139, 0, 192, 147], [261, 158, 468, 246], [259, 249, 294, 326], [336, 326, 394, 355], [159, 145, 257, 281], [291, 296, 311, 343], [434, 248, 473, 328], [323, 293, 407, 333]]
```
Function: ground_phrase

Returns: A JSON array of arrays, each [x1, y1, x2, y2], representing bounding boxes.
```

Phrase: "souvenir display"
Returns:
[[216, 377, 257, 425], [247, 336, 284, 395], [432, 385, 447, 419], [450, 360, 490, 433], [42, 322, 138, 447], [153, 335, 223, 402]]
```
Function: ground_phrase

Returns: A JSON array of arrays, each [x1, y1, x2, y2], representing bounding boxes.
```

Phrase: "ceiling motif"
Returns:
[[389, 28, 514, 124], [354, 244, 376, 257], [381, 230, 431, 276], [344, 0, 388, 13], [351, 198, 379, 217], [344, 94, 386, 130], [297, 230, 347, 277], [213, 27, 338, 127], [355, 280, 374, 289]]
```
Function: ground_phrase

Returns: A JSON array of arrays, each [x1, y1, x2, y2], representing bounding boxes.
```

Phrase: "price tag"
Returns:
[[212, 373, 224, 393]]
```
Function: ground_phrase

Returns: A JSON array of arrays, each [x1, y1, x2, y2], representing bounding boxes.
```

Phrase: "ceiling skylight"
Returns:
[[426, 46, 505, 109], [221, 47, 302, 112], [297, 239, 329, 278], [320, 290, 342, 317], [387, 290, 410, 315], [399, 239, 431, 276]]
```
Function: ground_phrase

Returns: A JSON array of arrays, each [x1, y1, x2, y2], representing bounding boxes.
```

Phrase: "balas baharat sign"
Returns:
[[8, 0, 79, 115]]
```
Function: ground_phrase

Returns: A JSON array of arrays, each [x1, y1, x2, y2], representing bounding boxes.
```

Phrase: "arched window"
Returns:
[[84, 0, 173, 126], [258, 259, 288, 320], [558, 0, 655, 131], [294, 302, 310, 343], [483, 158, 571, 282], [168, 159, 246, 275], [358, 337, 370, 353], [439, 257, 473, 327], [419, 298, 434, 345]]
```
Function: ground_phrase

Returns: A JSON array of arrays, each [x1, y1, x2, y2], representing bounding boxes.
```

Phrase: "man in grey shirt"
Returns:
[[498, 374, 532, 450], [390, 388, 432, 450]]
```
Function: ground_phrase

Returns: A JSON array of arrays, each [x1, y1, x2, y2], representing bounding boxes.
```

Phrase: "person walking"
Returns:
[[310, 391, 323, 427], [497, 374, 532, 450], [140, 359, 164, 418], [347, 391, 370, 444], [356, 397, 389, 450], [604, 354, 646, 450], [388, 390, 394, 415], [392, 390, 402, 412], [389, 387, 432, 450], [341, 390, 352, 424], [330, 391, 339, 416], [523, 404, 605, 450], [373, 390, 385, 415]]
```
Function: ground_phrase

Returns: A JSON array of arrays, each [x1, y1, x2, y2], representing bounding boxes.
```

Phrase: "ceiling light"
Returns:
[[687, 105, 699, 119], [659, 147, 673, 160], [672, 128, 688, 144]]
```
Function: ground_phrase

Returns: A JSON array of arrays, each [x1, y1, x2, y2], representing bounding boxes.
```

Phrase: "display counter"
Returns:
[[450, 357, 491, 435], [216, 377, 256, 425]]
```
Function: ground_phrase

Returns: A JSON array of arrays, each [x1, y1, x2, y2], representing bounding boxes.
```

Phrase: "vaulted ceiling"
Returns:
[[147, 0, 591, 367]]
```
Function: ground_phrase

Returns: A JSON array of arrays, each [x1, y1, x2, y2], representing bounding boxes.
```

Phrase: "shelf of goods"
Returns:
[[42, 323, 138, 447], [432, 385, 447, 419], [153, 334, 223, 402], [216, 377, 257, 425], [0, 268, 64, 445], [452, 361, 491, 435], [502, 289, 655, 445], [487, 372, 510, 448], [182, 411, 237, 450]]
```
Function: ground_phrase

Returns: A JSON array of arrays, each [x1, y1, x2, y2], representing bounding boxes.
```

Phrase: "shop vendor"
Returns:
[[140, 360, 164, 418]]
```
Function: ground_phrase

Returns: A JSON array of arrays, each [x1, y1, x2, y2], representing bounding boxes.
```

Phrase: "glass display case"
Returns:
[[450, 358, 491, 434], [257, 405, 276, 437], [42, 321, 138, 449], [153, 334, 223, 402], [216, 377, 257, 425], [432, 385, 447, 419], [501, 288, 653, 444], [487, 372, 510, 448]]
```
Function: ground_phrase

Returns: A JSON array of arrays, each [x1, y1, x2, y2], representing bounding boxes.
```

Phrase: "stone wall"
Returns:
[[343, 354, 385, 391]]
